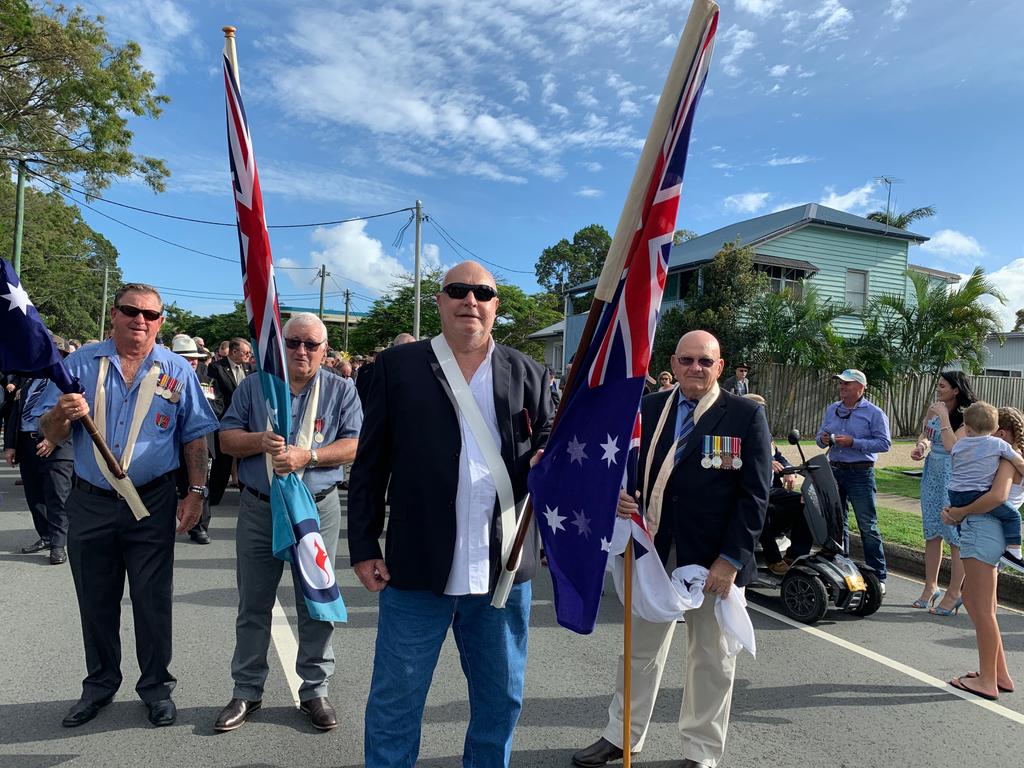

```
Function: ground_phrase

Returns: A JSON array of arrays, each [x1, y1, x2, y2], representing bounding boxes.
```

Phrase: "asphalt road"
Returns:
[[1, 463, 1021, 768]]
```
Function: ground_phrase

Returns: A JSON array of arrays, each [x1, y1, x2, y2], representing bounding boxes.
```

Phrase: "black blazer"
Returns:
[[347, 339, 554, 595], [640, 388, 771, 587], [207, 356, 247, 412], [354, 360, 375, 406], [4, 378, 73, 462]]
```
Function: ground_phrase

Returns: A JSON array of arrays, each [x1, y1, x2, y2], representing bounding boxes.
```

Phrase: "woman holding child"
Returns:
[[909, 372, 975, 614], [942, 405, 1024, 701]]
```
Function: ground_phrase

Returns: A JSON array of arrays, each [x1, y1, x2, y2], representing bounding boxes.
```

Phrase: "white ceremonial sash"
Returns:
[[92, 357, 161, 521], [265, 372, 321, 484], [430, 334, 523, 609]]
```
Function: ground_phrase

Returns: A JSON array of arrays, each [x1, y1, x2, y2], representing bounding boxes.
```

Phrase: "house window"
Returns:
[[663, 270, 695, 301], [846, 269, 868, 310], [755, 264, 805, 297]]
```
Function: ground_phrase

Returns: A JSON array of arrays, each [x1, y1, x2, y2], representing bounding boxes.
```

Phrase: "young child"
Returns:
[[948, 402, 1024, 569]]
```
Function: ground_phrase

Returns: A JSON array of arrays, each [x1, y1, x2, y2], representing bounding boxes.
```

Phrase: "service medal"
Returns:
[[722, 436, 734, 470], [314, 432, 325, 443], [700, 435, 713, 468], [732, 436, 743, 468], [711, 435, 723, 468]]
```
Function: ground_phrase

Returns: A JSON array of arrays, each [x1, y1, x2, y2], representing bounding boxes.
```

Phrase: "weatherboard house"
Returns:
[[552, 203, 958, 368]]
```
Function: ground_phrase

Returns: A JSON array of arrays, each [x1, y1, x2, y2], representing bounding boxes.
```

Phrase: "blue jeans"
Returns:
[[364, 583, 531, 768], [948, 488, 1022, 546], [835, 466, 887, 581]]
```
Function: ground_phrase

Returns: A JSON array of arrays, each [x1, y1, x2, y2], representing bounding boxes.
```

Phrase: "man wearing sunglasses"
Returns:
[[214, 312, 362, 733], [349, 260, 553, 768], [38, 283, 220, 729], [574, 330, 772, 768], [207, 337, 254, 505], [815, 368, 892, 593]]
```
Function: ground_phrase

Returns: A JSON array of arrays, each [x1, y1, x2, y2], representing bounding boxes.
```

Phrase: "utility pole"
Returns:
[[12, 159, 27, 275], [316, 263, 329, 319], [413, 199, 423, 339], [343, 289, 351, 352], [98, 265, 110, 338]]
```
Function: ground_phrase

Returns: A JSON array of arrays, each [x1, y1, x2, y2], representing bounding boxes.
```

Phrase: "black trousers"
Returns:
[[760, 487, 813, 563], [66, 473, 178, 704], [16, 431, 72, 546], [208, 432, 233, 506]]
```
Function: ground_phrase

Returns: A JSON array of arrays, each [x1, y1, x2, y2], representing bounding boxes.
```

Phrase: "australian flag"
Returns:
[[223, 45, 345, 623], [0, 258, 81, 395], [527, 5, 718, 634]]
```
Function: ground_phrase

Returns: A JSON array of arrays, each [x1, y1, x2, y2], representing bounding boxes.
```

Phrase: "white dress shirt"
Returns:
[[445, 341, 500, 596]]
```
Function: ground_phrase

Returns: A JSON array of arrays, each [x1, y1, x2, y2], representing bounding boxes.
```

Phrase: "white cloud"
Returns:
[[886, 0, 911, 22], [920, 229, 985, 260], [766, 84, 781, 95], [769, 64, 790, 78], [720, 25, 757, 77], [310, 221, 409, 294], [735, 0, 780, 15], [87, 0, 193, 81], [781, 10, 802, 34], [658, 33, 677, 47], [811, 0, 854, 39], [576, 187, 603, 198], [583, 161, 603, 172], [724, 192, 771, 214], [981, 258, 1024, 331], [576, 86, 599, 109], [819, 181, 877, 214], [766, 154, 815, 166]]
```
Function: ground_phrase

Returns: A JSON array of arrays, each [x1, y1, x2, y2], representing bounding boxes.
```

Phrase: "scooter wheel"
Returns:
[[851, 569, 883, 617], [781, 571, 828, 624]]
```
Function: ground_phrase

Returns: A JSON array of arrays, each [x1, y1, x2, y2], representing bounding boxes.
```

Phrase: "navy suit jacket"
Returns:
[[639, 387, 772, 587], [347, 339, 554, 595]]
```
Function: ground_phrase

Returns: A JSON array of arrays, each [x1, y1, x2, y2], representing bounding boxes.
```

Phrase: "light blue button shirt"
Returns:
[[220, 368, 363, 496], [38, 338, 219, 489], [949, 435, 1020, 492], [815, 397, 892, 462]]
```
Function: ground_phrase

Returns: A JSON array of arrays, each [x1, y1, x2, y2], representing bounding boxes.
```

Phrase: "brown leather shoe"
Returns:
[[767, 560, 790, 576], [299, 696, 338, 731], [572, 737, 626, 767], [213, 698, 261, 732]]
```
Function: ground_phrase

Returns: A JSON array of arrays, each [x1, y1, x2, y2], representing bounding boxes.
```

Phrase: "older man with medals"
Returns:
[[212, 312, 362, 733], [38, 283, 219, 729]]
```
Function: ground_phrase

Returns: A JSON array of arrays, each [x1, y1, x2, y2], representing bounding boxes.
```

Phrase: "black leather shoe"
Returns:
[[189, 530, 211, 545], [22, 538, 50, 554], [49, 546, 67, 564], [61, 695, 113, 727], [299, 697, 338, 731], [214, 698, 262, 732], [572, 738, 626, 767], [679, 760, 711, 767], [146, 698, 177, 727]]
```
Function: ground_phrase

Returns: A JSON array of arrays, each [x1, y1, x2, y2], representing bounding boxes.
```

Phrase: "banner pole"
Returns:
[[223, 26, 239, 87], [623, 537, 633, 767]]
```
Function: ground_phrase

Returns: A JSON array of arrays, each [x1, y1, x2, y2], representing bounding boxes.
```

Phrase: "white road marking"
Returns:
[[271, 597, 302, 708], [748, 601, 1024, 726]]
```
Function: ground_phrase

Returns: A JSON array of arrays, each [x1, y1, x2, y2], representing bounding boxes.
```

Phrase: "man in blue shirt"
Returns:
[[815, 368, 892, 591], [213, 312, 361, 734], [39, 284, 219, 729]]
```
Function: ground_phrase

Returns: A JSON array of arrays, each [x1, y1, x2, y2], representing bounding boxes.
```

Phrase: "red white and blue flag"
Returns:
[[527, 3, 718, 634], [223, 44, 346, 623]]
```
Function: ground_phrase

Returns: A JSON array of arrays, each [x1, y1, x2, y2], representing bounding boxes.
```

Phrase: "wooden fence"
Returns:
[[750, 365, 1024, 437]]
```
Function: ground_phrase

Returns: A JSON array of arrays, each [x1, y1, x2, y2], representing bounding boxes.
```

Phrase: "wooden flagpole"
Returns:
[[622, 538, 634, 767], [223, 26, 239, 87]]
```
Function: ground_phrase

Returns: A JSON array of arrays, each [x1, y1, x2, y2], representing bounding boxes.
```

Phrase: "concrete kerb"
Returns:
[[848, 533, 1024, 608]]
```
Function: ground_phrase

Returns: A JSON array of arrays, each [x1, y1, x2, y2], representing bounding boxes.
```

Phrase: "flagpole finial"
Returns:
[[223, 25, 237, 38]]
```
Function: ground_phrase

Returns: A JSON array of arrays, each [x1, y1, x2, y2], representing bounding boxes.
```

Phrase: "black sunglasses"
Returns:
[[675, 355, 717, 368], [285, 337, 324, 352], [116, 304, 163, 322], [441, 283, 498, 302]]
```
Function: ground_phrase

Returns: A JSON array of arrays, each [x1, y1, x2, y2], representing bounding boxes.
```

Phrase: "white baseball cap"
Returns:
[[835, 369, 867, 386]]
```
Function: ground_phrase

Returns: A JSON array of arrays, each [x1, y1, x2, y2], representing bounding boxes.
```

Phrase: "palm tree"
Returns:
[[865, 205, 936, 230]]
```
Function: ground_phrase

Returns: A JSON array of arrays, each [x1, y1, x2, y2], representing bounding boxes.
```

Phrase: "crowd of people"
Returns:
[[1, 261, 1021, 767]]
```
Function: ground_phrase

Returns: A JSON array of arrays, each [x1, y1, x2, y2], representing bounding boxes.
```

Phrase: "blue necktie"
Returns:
[[21, 379, 46, 425], [674, 398, 699, 465]]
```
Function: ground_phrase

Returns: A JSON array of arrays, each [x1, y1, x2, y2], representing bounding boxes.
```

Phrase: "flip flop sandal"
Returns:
[[949, 677, 999, 701], [962, 671, 1014, 693]]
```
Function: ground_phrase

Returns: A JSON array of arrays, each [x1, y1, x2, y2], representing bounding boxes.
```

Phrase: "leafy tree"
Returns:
[[1013, 308, 1024, 333], [0, 178, 120, 338], [189, 302, 251, 348], [673, 228, 698, 244], [865, 205, 936, 230], [1, 0, 170, 191], [161, 304, 201, 340], [651, 240, 768, 371], [535, 224, 611, 294], [491, 285, 562, 360]]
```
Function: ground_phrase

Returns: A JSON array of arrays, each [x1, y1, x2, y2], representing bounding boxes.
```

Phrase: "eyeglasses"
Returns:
[[284, 337, 324, 352], [116, 304, 163, 322], [441, 283, 498, 302], [675, 355, 718, 368]]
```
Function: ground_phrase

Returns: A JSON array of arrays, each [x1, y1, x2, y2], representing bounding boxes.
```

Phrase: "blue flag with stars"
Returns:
[[0, 258, 81, 395]]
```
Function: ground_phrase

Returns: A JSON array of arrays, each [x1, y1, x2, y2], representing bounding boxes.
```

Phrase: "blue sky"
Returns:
[[51, 0, 1024, 328]]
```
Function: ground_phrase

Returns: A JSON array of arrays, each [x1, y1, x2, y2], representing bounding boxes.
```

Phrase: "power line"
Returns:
[[26, 168, 415, 229], [426, 215, 534, 275]]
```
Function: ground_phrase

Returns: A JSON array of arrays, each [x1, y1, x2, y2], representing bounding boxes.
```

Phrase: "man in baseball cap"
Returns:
[[835, 369, 867, 386]]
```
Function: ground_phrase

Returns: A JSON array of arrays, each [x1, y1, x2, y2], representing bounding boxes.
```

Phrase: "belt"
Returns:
[[830, 461, 874, 470], [242, 483, 336, 504], [73, 472, 175, 499], [19, 430, 40, 440]]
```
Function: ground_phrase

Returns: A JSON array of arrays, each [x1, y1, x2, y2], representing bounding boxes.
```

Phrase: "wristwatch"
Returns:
[[307, 449, 319, 469], [188, 484, 209, 499]]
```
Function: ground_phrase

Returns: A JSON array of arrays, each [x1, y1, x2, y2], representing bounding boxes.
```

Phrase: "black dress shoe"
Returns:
[[146, 698, 177, 727], [61, 695, 113, 727], [679, 760, 711, 767], [49, 546, 67, 564], [214, 698, 262, 732], [189, 530, 211, 545], [572, 737, 627, 767], [21, 538, 50, 554], [299, 697, 338, 731]]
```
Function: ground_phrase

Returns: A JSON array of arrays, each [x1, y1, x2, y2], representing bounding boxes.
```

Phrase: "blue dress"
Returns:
[[920, 416, 960, 546]]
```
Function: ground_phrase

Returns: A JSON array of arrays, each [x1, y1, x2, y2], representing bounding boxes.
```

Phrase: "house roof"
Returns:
[[528, 319, 565, 339], [568, 203, 930, 293], [908, 263, 961, 284]]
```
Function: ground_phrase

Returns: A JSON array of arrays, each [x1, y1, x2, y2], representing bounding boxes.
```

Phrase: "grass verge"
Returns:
[[850, 505, 926, 550], [875, 466, 921, 499]]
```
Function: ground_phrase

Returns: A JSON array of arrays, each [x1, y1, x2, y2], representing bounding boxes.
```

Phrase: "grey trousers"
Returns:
[[231, 487, 341, 702]]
